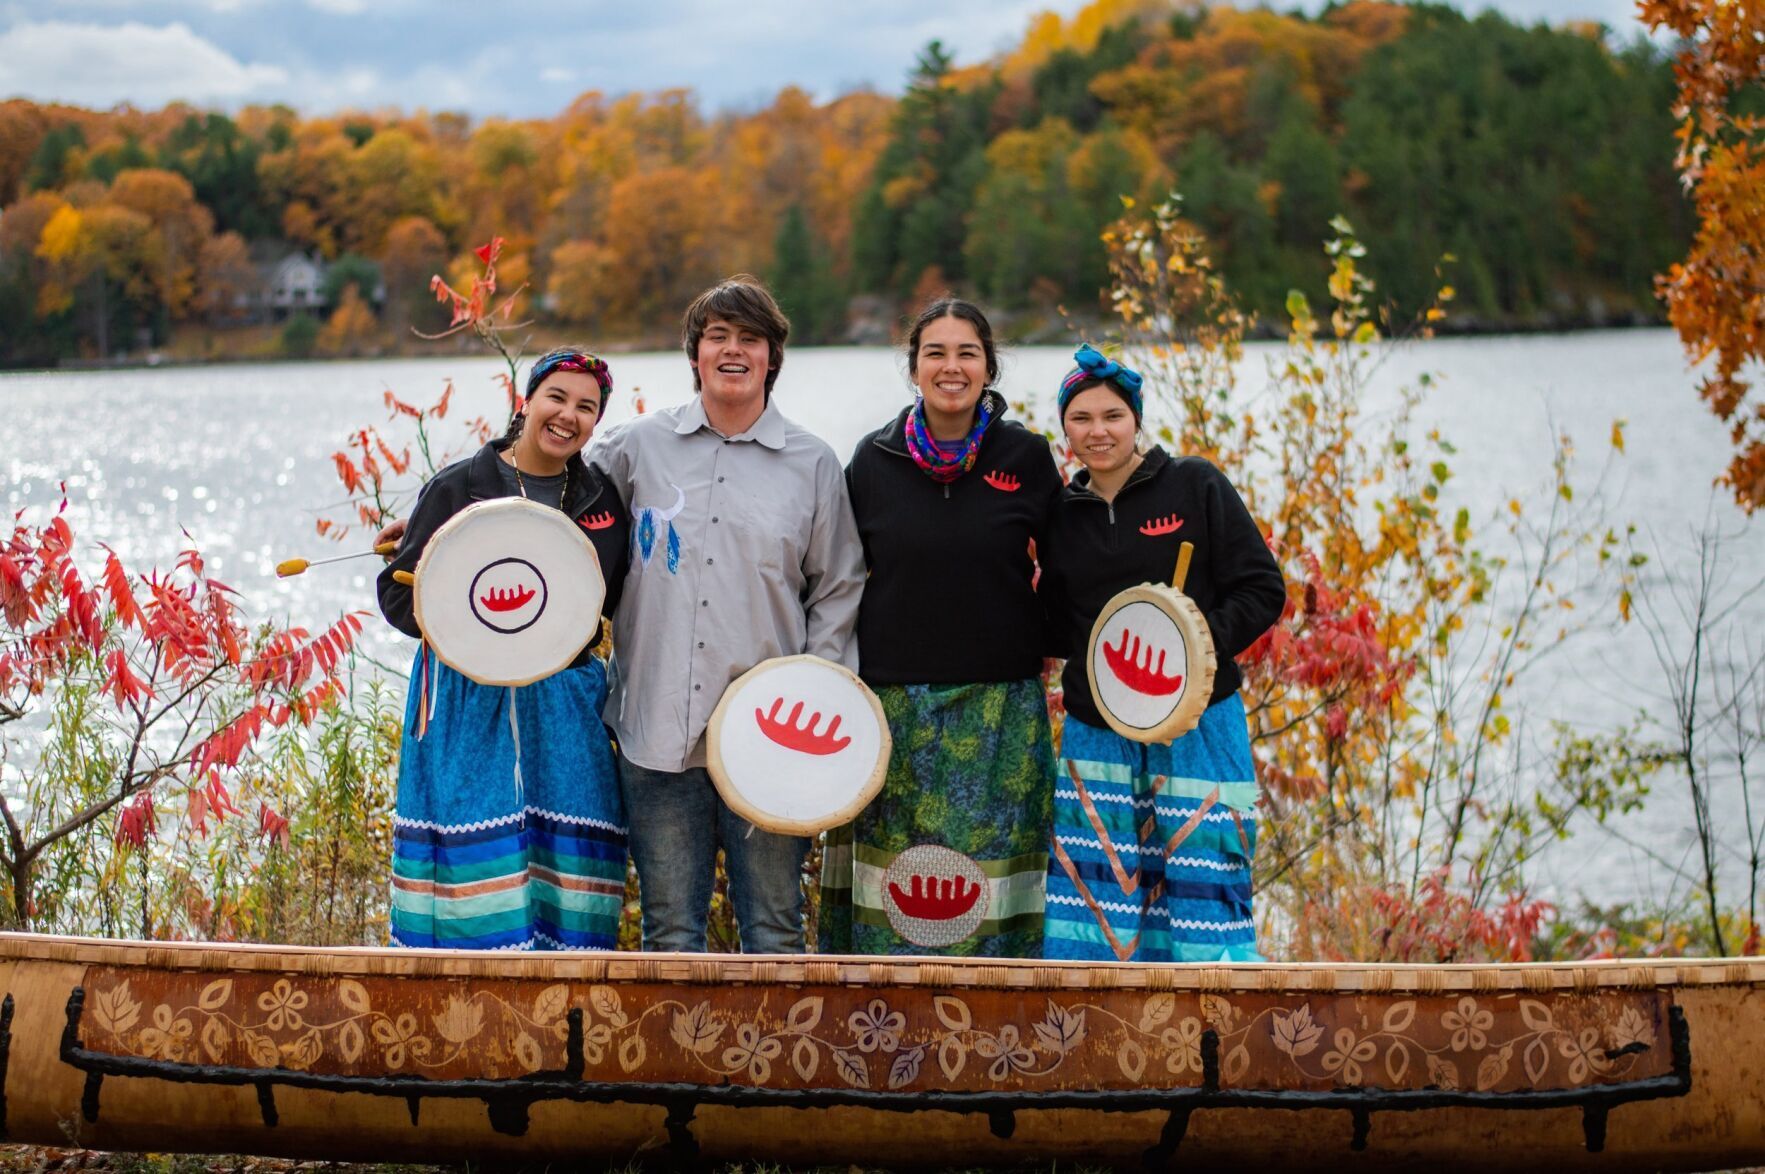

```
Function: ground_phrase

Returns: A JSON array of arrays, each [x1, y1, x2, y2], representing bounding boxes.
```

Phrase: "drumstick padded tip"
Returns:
[[393, 570, 415, 586]]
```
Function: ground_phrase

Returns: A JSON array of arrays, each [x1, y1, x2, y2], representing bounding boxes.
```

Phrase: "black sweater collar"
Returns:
[[1062, 444, 1170, 504]]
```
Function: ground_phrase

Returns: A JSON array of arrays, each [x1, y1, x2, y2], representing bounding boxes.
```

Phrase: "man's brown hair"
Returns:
[[682, 275, 791, 393]]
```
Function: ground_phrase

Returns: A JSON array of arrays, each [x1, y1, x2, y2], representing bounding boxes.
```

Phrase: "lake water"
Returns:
[[2, 331, 1759, 912]]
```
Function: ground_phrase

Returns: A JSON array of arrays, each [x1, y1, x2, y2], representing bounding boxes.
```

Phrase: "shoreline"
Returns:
[[1, 315, 1675, 376]]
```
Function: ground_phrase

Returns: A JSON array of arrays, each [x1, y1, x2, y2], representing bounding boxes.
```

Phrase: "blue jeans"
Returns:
[[617, 754, 811, 953]]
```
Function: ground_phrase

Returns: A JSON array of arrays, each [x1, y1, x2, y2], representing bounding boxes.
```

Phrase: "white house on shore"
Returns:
[[260, 252, 328, 315], [245, 248, 385, 321]]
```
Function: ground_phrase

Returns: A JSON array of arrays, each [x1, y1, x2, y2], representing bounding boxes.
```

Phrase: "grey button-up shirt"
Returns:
[[590, 396, 865, 773]]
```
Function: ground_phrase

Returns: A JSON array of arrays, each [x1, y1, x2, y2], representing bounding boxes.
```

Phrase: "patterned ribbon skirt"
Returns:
[[1043, 695, 1263, 963], [820, 678, 1053, 957], [390, 648, 626, 951]]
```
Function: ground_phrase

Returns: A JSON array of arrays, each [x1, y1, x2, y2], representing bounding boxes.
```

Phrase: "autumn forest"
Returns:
[[0, 0, 1690, 367]]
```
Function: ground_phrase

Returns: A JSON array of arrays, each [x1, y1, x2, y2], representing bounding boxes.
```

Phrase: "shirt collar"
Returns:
[[673, 395, 789, 451]]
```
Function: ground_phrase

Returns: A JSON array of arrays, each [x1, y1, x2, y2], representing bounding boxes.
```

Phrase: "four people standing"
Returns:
[[377, 285, 1283, 959]]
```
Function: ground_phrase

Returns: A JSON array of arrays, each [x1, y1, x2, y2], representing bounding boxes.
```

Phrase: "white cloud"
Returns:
[[0, 19, 287, 105], [304, 0, 365, 13], [539, 66, 573, 84]]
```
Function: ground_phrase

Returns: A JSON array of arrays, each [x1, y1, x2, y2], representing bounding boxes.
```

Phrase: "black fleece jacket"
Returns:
[[1041, 446, 1285, 728], [377, 438, 631, 667], [846, 393, 1063, 684]]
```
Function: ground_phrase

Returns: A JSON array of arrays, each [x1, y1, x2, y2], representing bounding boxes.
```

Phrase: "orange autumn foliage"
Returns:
[[1642, 0, 1765, 511]]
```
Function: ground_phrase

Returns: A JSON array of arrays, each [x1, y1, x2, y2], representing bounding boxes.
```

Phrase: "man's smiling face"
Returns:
[[692, 314, 773, 419]]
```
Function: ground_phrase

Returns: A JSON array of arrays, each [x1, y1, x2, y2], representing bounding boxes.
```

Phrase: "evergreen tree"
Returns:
[[850, 40, 997, 300], [160, 114, 272, 239], [87, 137, 152, 185], [769, 204, 841, 344], [24, 126, 85, 191]]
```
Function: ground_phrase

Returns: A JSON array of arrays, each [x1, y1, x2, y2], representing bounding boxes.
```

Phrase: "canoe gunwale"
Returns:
[[3, 933, 1764, 994], [51, 979, 1693, 1158]]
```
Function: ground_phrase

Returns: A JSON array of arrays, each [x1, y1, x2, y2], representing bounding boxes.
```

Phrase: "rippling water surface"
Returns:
[[3, 331, 1758, 908]]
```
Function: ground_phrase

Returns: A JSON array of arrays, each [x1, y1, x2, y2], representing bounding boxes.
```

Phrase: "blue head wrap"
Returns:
[[1058, 343, 1143, 422]]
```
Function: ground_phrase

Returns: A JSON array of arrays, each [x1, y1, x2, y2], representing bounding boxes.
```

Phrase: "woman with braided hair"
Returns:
[[377, 348, 632, 951], [1039, 345, 1285, 962]]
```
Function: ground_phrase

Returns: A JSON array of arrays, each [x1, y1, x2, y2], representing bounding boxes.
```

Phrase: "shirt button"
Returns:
[[712, 516, 719, 523], [697, 641, 705, 649], [694, 684, 701, 691], [701, 600, 708, 607], [707, 557, 714, 565], [718, 476, 725, 483]]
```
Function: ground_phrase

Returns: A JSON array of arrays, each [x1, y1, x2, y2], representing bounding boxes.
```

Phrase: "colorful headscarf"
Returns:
[[1058, 343, 1143, 422], [526, 348, 613, 403], [904, 393, 998, 484]]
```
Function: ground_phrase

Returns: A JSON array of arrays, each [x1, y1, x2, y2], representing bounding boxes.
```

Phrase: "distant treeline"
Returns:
[[0, 0, 1690, 366]]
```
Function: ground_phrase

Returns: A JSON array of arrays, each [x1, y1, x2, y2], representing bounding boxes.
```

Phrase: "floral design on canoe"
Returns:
[[74, 969, 1672, 1095]]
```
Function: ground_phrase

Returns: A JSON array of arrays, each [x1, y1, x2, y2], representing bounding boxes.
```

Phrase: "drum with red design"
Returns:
[[706, 654, 890, 836], [412, 497, 605, 686], [1086, 583, 1217, 744], [882, 844, 990, 948]]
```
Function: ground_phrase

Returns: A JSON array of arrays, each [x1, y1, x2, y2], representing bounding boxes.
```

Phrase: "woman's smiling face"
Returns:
[[913, 314, 989, 426], [518, 369, 603, 464], [1062, 384, 1139, 476]]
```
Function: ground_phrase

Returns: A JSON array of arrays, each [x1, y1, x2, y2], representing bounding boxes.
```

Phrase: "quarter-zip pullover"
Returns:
[[377, 437, 631, 666], [1041, 446, 1285, 729], [846, 393, 1063, 684]]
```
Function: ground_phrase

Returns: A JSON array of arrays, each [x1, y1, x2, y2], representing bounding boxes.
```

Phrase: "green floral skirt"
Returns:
[[819, 678, 1054, 957]]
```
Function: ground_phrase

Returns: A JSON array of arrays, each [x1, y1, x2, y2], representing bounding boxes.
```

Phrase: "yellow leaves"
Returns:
[[1328, 257, 1358, 303], [36, 204, 87, 263], [1610, 418, 1627, 453], [881, 173, 928, 211]]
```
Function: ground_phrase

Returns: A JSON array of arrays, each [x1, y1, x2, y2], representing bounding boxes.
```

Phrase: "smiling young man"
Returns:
[[590, 275, 864, 954]]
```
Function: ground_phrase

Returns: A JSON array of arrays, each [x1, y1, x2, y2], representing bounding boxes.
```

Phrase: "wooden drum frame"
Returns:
[[706, 654, 890, 836]]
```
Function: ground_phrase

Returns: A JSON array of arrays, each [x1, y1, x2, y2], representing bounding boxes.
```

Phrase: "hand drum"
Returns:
[[707, 654, 890, 836], [413, 498, 605, 686]]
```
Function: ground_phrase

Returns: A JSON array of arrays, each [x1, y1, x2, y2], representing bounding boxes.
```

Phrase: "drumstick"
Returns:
[[276, 542, 397, 579], [1171, 542, 1194, 592], [392, 570, 415, 586]]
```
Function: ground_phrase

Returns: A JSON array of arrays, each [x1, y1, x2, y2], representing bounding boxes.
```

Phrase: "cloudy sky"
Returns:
[[0, 0, 1651, 118]]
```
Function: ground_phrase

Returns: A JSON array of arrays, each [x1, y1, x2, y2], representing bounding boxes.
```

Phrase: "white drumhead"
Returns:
[[413, 497, 605, 686], [707, 655, 890, 836], [1086, 583, 1216, 744]]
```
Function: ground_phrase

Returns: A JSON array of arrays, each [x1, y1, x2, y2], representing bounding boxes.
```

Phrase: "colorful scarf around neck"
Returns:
[[904, 394, 997, 484]]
